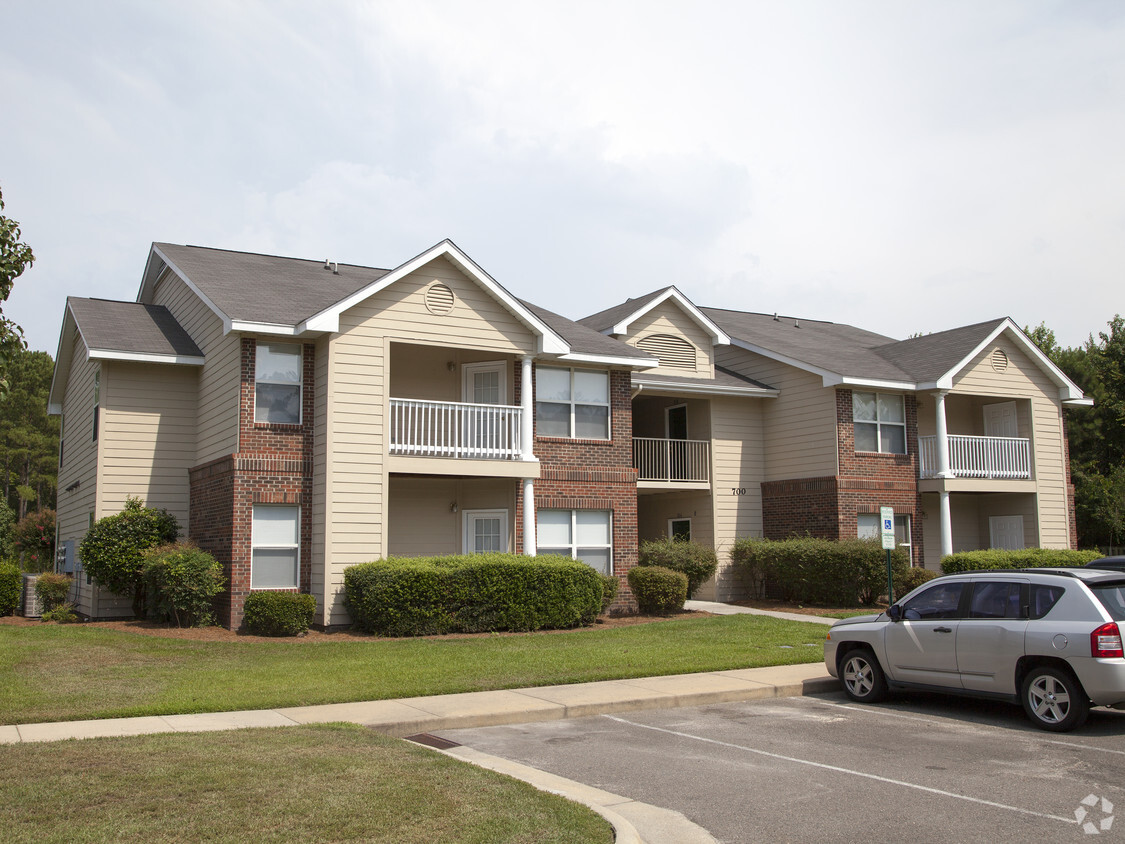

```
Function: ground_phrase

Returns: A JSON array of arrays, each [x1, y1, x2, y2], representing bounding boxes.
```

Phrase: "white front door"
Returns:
[[461, 362, 508, 456], [983, 402, 1018, 438], [463, 510, 509, 554], [462, 361, 507, 405], [989, 515, 1025, 550]]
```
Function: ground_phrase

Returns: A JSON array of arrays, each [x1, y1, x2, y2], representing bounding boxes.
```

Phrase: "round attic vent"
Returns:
[[425, 282, 455, 315], [991, 348, 1009, 373]]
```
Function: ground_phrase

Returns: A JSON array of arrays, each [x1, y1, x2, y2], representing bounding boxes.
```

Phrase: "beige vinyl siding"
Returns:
[[715, 347, 837, 480], [951, 335, 1070, 548], [388, 477, 515, 556], [98, 361, 196, 527], [322, 257, 539, 622], [56, 329, 100, 617], [625, 301, 713, 378], [150, 270, 240, 463], [637, 490, 715, 589], [709, 396, 765, 601], [390, 344, 512, 402]]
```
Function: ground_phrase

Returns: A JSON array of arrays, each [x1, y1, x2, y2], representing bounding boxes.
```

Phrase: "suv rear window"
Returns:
[[1029, 584, 1064, 619], [1089, 584, 1125, 621]]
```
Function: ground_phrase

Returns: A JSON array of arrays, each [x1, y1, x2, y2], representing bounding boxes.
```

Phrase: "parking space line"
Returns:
[[1042, 738, 1125, 756], [604, 715, 1078, 826]]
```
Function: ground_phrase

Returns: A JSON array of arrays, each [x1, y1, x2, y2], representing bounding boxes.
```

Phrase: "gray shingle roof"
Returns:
[[635, 365, 775, 393], [155, 243, 390, 326], [871, 319, 1008, 383], [577, 288, 674, 333], [69, 298, 203, 358], [519, 300, 655, 361]]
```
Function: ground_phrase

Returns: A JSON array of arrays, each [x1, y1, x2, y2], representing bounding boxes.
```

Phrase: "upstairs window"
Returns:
[[255, 343, 302, 424], [853, 391, 906, 454], [535, 367, 610, 439]]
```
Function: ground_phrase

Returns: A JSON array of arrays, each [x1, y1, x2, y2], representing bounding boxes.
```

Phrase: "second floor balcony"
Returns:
[[633, 437, 710, 486], [918, 434, 1031, 480], [390, 397, 524, 460]]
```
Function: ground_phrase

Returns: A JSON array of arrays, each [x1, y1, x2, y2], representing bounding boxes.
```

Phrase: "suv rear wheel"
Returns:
[[1021, 666, 1090, 732], [840, 648, 888, 703]]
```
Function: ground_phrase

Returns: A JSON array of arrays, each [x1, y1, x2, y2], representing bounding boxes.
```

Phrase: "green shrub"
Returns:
[[143, 543, 225, 627], [12, 508, 55, 573], [0, 501, 15, 560], [34, 572, 72, 612], [0, 560, 20, 616], [40, 602, 78, 624], [894, 566, 940, 598], [940, 548, 1103, 573], [638, 539, 718, 598], [80, 497, 180, 616], [344, 553, 603, 636], [627, 565, 688, 616], [599, 573, 620, 613], [731, 536, 910, 605], [730, 537, 770, 598], [243, 591, 317, 636]]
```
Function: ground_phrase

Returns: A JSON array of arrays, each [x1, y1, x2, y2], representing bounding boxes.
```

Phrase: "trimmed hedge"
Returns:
[[940, 548, 1103, 573], [0, 560, 20, 616], [894, 566, 940, 598], [627, 565, 688, 616], [243, 591, 317, 636], [343, 553, 603, 636], [599, 573, 619, 613], [34, 572, 72, 612], [637, 539, 717, 598], [731, 536, 910, 605], [143, 543, 225, 627]]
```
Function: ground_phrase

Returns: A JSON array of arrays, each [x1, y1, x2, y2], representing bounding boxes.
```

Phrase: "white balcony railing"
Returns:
[[918, 435, 1031, 480], [390, 398, 523, 460], [633, 437, 710, 483]]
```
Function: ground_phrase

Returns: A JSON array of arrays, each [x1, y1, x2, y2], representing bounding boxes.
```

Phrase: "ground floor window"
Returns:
[[537, 509, 612, 574], [251, 504, 300, 589], [463, 510, 509, 553], [668, 518, 691, 541], [858, 512, 911, 555]]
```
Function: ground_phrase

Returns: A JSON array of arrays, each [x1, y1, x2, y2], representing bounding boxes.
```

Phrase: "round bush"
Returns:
[[894, 566, 940, 598], [143, 543, 225, 627], [599, 573, 620, 613], [243, 591, 317, 636], [627, 565, 688, 616], [34, 572, 72, 612], [12, 508, 55, 573], [0, 560, 21, 616], [638, 539, 717, 598]]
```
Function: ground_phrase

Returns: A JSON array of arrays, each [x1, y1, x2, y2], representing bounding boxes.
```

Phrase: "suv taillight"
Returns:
[[1091, 622, 1124, 658]]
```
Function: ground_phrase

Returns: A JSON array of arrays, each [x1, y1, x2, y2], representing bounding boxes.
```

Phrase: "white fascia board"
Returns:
[[555, 352, 661, 368], [838, 376, 918, 392], [632, 376, 779, 398], [935, 318, 1086, 400], [1063, 396, 1095, 407], [47, 303, 77, 416], [148, 244, 233, 334], [303, 240, 570, 354], [230, 320, 304, 337], [87, 349, 205, 366], [610, 287, 731, 345]]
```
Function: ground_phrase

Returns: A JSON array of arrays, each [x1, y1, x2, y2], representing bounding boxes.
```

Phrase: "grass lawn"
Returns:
[[0, 614, 827, 725], [0, 724, 613, 844]]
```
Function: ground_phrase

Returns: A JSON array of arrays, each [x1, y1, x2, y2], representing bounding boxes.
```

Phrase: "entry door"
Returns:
[[983, 402, 1018, 438], [461, 362, 507, 456], [666, 405, 688, 480], [989, 515, 1024, 550], [463, 510, 509, 554]]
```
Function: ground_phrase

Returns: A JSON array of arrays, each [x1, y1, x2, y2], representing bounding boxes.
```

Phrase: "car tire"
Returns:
[[839, 647, 888, 703], [1020, 666, 1090, 732]]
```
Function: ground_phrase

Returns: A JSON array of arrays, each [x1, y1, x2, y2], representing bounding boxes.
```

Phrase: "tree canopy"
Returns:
[[0, 348, 59, 517], [0, 185, 35, 395]]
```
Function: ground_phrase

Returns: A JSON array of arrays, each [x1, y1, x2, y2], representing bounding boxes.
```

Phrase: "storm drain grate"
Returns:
[[404, 733, 461, 750]]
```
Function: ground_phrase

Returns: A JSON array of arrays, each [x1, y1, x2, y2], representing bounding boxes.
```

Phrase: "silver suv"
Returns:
[[824, 568, 1125, 731]]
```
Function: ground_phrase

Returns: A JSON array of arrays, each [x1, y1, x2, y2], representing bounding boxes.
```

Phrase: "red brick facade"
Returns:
[[188, 339, 315, 628]]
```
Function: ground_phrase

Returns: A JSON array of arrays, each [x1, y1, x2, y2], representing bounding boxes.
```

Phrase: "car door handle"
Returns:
[[933, 626, 953, 633]]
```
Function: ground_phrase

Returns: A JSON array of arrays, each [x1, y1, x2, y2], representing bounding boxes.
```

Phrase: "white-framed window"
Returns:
[[463, 509, 509, 553], [537, 509, 612, 574], [535, 367, 610, 439], [251, 504, 300, 589], [858, 512, 911, 555], [255, 343, 302, 424], [668, 518, 692, 541], [91, 368, 100, 442], [852, 391, 906, 454]]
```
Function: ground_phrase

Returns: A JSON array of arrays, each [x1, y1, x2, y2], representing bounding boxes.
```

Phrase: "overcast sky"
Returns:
[[2, 0, 1122, 357]]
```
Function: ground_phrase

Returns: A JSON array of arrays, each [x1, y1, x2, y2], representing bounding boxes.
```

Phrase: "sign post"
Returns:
[[880, 506, 896, 606]]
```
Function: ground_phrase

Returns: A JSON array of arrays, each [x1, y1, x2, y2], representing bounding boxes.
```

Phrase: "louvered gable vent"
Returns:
[[636, 333, 697, 370]]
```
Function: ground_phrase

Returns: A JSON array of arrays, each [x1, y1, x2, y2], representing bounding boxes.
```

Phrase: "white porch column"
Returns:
[[522, 477, 536, 556], [939, 490, 953, 558], [933, 390, 952, 479], [520, 355, 535, 461]]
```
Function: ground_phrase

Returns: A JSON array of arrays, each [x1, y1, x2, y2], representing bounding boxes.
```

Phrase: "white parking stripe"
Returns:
[[604, 715, 1078, 826]]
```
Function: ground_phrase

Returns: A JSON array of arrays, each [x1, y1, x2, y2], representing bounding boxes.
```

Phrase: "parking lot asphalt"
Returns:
[[438, 689, 1125, 844]]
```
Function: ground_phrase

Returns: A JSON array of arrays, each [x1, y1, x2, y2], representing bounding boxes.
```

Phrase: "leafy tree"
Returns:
[[79, 497, 180, 616], [0, 349, 59, 517], [0, 185, 35, 395], [11, 508, 55, 572], [0, 499, 14, 560]]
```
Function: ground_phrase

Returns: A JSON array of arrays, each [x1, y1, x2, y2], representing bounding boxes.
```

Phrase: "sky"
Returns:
[[2, 0, 1123, 358]]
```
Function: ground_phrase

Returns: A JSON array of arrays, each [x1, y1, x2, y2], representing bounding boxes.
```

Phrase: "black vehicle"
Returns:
[[1087, 556, 1125, 572]]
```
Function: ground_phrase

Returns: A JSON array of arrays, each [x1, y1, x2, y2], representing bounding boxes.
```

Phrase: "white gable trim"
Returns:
[[728, 336, 850, 387], [144, 244, 234, 334], [917, 318, 1086, 401], [301, 240, 570, 354], [609, 287, 730, 345], [555, 352, 661, 368], [86, 349, 205, 366]]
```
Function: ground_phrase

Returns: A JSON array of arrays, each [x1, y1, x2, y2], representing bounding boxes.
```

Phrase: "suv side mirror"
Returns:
[[887, 604, 902, 621]]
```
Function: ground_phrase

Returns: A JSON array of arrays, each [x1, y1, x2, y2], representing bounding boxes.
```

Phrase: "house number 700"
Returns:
[[731, 488, 746, 495]]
